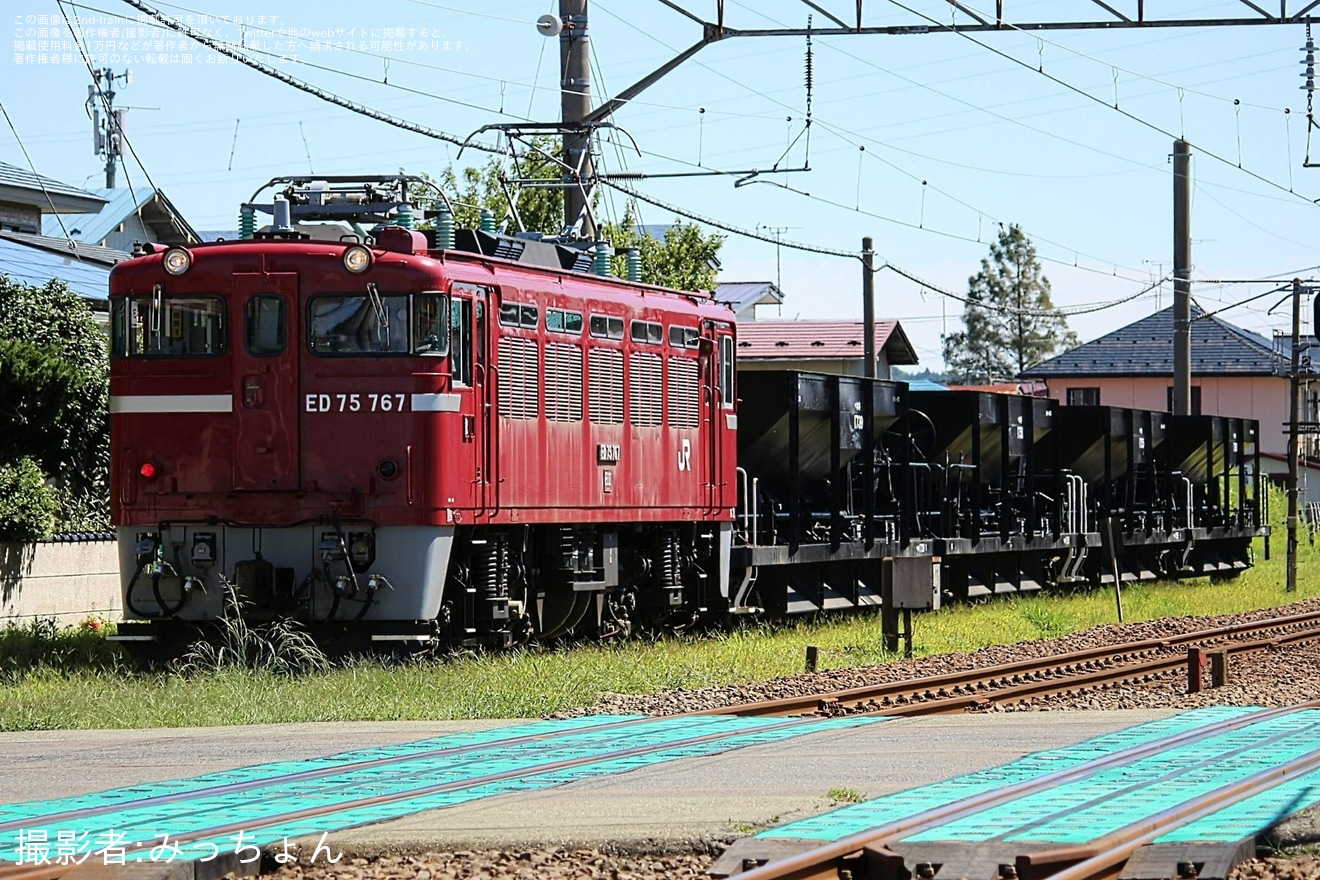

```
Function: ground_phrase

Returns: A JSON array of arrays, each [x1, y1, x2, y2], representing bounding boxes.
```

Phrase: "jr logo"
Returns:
[[677, 439, 691, 471]]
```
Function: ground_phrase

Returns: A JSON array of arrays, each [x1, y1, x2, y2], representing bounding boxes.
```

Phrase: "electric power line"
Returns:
[[0, 100, 80, 255], [115, 0, 504, 156]]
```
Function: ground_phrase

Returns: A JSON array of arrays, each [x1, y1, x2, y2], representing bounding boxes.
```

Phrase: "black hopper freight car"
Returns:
[[729, 373, 1267, 615]]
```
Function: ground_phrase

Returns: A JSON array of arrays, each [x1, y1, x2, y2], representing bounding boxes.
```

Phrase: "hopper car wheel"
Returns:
[[537, 589, 593, 640]]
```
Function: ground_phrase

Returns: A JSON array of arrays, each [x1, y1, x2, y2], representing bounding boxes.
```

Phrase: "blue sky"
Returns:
[[5, 0, 1320, 368]]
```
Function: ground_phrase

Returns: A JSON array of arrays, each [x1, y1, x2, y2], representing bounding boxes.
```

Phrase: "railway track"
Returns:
[[713, 700, 1320, 880], [3, 608, 1319, 880], [707, 606, 1320, 719]]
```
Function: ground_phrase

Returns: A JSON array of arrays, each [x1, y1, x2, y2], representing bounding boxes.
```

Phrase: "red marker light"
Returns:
[[139, 461, 158, 480]]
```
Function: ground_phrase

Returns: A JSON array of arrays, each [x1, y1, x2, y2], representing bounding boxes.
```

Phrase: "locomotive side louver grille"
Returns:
[[493, 239, 526, 261], [546, 343, 584, 422], [588, 349, 624, 424], [629, 352, 663, 428], [497, 337, 540, 420], [667, 357, 700, 429]]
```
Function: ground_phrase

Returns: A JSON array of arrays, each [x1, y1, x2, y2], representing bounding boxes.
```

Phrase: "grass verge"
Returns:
[[2, 496, 1318, 730]]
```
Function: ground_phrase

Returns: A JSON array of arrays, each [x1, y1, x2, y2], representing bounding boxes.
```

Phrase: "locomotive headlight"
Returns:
[[162, 247, 193, 276], [343, 244, 372, 274]]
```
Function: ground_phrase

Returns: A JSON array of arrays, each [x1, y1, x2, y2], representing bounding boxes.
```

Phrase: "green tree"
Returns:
[[941, 224, 1079, 384], [601, 211, 724, 292], [412, 144, 725, 291], [0, 276, 109, 533]]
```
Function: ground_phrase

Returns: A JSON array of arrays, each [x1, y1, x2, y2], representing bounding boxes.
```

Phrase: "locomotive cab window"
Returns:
[[719, 334, 735, 409], [413, 293, 449, 356], [308, 292, 447, 356], [112, 294, 226, 358], [245, 295, 286, 356], [451, 298, 472, 385]]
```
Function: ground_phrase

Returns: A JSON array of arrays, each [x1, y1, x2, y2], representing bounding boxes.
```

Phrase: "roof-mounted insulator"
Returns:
[[626, 247, 641, 282], [593, 242, 613, 276], [436, 208, 454, 250], [239, 206, 255, 240], [394, 204, 414, 229], [479, 208, 497, 235]]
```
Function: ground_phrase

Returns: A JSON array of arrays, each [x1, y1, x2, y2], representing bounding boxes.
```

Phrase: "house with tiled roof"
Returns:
[[0, 161, 120, 307], [42, 186, 197, 250], [0, 160, 106, 232], [736, 320, 919, 380], [1020, 303, 1317, 493], [714, 281, 784, 321]]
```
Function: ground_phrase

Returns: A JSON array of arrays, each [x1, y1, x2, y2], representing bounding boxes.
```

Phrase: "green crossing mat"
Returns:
[[0, 713, 885, 864], [759, 706, 1320, 847]]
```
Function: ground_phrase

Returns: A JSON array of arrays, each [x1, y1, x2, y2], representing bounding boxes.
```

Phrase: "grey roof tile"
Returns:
[[1020, 304, 1285, 377]]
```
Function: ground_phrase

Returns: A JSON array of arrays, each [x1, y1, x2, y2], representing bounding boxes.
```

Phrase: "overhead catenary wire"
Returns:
[[58, 0, 196, 243], [882, 0, 1320, 209], [594, 0, 1153, 279], [70, 0, 792, 124], [114, 0, 504, 156], [937, 0, 1294, 114], [603, 178, 1164, 319]]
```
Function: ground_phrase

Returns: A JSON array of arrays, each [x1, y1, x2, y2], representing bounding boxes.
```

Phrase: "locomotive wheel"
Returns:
[[537, 589, 593, 640]]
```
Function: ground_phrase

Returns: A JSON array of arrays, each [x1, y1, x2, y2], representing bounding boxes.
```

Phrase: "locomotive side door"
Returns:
[[447, 282, 490, 515], [231, 273, 300, 491], [707, 322, 737, 513]]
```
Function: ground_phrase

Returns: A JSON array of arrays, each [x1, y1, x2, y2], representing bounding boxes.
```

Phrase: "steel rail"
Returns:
[[722, 700, 1320, 880], [0, 714, 838, 880], [705, 607, 1320, 718], [1036, 743, 1320, 880]]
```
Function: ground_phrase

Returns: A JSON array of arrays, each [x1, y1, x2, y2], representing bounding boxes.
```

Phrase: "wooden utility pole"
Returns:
[[1173, 139, 1192, 415], [559, 0, 594, 238], [1288, 277, 1302, 592], [862, 237, 876, 379]]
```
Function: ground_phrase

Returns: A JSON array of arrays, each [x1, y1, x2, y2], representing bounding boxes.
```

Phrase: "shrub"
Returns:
[[0, 276, 109, 531], [0, 458, 58, 543]]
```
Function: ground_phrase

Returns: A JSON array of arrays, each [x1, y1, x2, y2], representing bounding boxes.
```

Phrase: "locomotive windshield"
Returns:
[[308, 292, 449, 356], [111, 295, 226, 358]]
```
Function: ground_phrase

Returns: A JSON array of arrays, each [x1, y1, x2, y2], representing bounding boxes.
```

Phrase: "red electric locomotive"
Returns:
[[110, 176, 738, 652]]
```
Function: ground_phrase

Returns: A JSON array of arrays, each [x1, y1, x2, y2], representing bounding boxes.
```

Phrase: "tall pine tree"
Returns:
[[941, 224, 1079, 384]]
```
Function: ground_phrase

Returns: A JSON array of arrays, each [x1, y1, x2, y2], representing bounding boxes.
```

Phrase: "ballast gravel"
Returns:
[[270, 598, 1320, 880]]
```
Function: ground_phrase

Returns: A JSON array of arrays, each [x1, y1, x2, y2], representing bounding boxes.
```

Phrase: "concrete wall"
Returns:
[[0, 539, 120, 627]]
